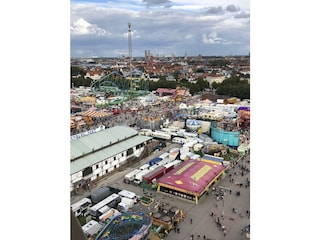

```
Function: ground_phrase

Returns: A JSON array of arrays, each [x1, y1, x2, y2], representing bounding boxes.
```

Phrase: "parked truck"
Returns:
[[91, 186, 111, 204], [124, 169, 141, 183], [142, 166, 167, 184], [118, 189, 137, 202], [118, 197, 135, 212], [133, 169, 152, 185], [149, 157, 162, 166]]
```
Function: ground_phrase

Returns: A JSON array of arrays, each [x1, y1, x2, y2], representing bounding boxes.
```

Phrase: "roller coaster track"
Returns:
[[90, 71, 129, 92]]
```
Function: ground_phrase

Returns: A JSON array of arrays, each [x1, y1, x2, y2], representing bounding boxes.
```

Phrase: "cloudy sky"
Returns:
[[70, 0, 250, 58]]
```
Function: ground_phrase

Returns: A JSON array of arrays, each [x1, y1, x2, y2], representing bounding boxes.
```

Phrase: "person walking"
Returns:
[[190, 218, 193, 224]]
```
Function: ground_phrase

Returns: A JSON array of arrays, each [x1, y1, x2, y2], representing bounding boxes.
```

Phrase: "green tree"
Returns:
[[195, 68, 205, 73], [71, 66, 85, 77], [215, 75, 250, 99], [173, 70, 180, 80], [196, 77, 209, 90]]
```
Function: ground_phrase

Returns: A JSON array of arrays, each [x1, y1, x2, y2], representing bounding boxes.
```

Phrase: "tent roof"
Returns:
[[157, 159, 225, 196]]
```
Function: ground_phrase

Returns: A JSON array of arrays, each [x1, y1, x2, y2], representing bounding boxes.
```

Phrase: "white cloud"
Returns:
[[184, 34, 193, 40], [70, 1, 250, 57], [202, 32, 224, 44], [122, 29, 141, 39], [70, 18, 110, 36]]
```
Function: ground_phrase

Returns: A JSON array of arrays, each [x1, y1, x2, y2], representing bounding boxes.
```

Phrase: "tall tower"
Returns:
[[128, 22, 133, 100]]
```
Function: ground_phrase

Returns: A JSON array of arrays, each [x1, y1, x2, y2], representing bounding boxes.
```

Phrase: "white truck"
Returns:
[[118, 189, 137, 202], [124, 169, 141, 182], [133, 169, 152, 185], [118, 197, 135, 211], [139, 163, 150, 171]]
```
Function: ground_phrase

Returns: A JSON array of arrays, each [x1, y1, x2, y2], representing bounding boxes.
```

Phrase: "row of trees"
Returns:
[[148, 77, 209, 95], [71, 66, 250, 99], [212, 75, 250, 99]]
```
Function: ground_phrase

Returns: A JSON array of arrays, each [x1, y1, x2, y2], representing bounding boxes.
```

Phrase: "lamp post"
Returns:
[[222, 198, 225, 215]]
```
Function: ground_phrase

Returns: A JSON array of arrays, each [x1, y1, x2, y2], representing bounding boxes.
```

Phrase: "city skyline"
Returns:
[[71, 0, 250, 58]]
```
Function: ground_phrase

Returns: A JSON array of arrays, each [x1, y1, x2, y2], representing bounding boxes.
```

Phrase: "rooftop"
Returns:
[[70, 126, 138, 160], [70, 126, 152, 175], [157, 159, 225, 196]]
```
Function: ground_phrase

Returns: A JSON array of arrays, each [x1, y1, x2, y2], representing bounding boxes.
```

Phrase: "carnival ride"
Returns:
[[90, 71, 149, 99], [150, 202, 185, 231], [95, 212, 151, 240]]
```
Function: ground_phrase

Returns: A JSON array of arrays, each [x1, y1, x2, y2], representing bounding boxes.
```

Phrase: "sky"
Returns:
[[70, 0, 250, 58]]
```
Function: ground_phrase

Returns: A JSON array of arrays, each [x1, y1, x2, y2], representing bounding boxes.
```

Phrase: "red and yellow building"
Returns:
[[157, 159, 226, 204]]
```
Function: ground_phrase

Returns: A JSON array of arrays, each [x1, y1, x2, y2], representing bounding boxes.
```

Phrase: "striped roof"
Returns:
[[77, 110, 113, 118]]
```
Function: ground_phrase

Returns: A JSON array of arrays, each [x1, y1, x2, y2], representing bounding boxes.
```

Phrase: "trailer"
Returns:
[[183, 132, 198, 138], [133, 169, 152, 185], [163, 162, 176, 172], [182, 139, 198, 149], [149, 157, 162, 166], [149, 164, 160, 171], [98, 205, 110, 215], [150, 131, 171, 140], [172, 137, 186, 144], [158, 152, 169, 160], [82, 220, 102, 237], [124, 169, 141, 182], [158, 156, 174, 166], [91, 186, 111, 204], [90, 193, 120, 220], [118, 189, 137, 202], [118, 197, 135, 211], [139, 163, 150, 171], [142, 166, 167, 184], [171, 159, 182, 167], [71, 197, 92, 217]]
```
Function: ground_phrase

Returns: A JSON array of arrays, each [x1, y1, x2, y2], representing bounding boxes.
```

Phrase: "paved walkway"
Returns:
[[163, 154, 250, 240], [71, 145, 250, 240]]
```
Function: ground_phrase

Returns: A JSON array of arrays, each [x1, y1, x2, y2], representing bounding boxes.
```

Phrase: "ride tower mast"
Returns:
[[128, 22, 133, 101]]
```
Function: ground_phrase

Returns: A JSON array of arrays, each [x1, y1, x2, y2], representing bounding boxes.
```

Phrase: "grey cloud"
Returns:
[[226, 4, 240, 12], [234, 12, 250, 19], [142, 0, 172, 7], [205, 6, 223, 14], [70, 3, 250, 57]]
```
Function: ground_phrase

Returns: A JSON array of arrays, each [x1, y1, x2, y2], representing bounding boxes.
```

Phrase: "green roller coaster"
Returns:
[[90, 71, 149, 99]]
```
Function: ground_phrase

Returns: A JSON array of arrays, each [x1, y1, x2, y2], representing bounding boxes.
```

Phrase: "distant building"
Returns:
[[166, 75, 176, 81], [155, 87, 190, 98], [85, 67, 105, 80], [205, 73, 226, 86]]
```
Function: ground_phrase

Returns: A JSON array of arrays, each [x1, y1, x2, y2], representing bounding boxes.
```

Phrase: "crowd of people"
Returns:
[[179, 154, 250, 240], [70, 100, 183, 136]]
